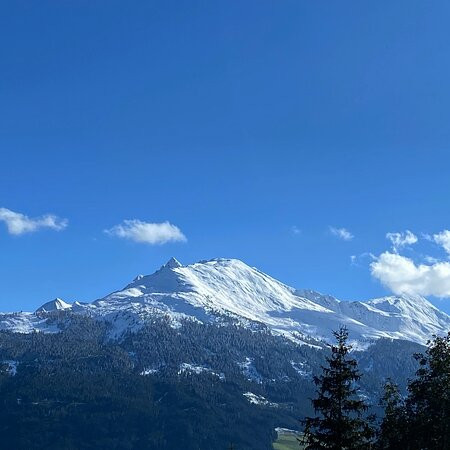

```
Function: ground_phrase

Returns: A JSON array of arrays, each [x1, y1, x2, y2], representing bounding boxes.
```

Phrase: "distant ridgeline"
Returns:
[[1, 258, 449, 344], [0, 257, 447, 449]]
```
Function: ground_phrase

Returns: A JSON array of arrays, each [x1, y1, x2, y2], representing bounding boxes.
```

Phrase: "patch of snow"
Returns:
[[140, 368, 159, 376], [243, 392, 278, 407], [275, 427, 298, 435], [0, 312, 60, 334], [178, 363, 225, 380], [238, 357, 263, 383], [290, 360, 311, 378]]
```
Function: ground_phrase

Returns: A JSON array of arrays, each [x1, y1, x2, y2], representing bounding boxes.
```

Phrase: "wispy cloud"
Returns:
[[291, 225, 301, 235], [329, 226, 354, 241], [350, 252, 376, 267], [433, 230, 450, 256], [424, 255, 440, 264], [0, 207, 68, 235], [371, 251, 450, 298], [105, 220, 187, 245], [386, 230, 418, 252]]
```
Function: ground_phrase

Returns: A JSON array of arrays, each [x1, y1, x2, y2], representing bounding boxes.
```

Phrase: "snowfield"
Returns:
[[1, 257, 449, 346]]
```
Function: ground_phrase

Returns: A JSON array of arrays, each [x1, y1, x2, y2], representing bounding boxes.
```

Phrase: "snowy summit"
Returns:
[[1, 257, 449, 345]]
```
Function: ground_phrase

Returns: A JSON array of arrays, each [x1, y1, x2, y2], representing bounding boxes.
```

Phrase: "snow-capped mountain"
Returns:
[[36, 298, 72, 313], [1, 257, 449, 345]]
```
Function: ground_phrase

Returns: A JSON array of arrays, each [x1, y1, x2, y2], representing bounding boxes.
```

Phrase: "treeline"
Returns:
[[302, 327, 450, 450]]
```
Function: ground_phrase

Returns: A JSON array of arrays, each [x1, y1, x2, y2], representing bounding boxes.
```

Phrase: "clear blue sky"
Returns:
[[1, 1, 450, 313]]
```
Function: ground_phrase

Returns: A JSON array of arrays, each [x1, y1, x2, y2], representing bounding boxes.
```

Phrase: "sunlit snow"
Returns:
[[1, 258, 449, 346]]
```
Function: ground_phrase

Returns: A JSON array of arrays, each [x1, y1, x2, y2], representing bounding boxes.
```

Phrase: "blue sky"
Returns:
[[1, 1, 450, 313]]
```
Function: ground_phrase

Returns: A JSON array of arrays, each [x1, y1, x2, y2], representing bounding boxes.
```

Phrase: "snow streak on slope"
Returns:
[[1, 258, 450, 345]]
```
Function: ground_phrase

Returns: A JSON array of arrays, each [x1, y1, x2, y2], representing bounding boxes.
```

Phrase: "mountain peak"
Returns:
[[36, 298, 72, 313], [163, 257, 182, 269], [5, 256, 450, 346]]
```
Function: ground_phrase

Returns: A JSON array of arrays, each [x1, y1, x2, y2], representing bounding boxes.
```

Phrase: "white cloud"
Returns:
[[105, 220, 187, 245], [433, 230, 450, 255], [370, 251, 450, 298], [0, 207, 68, 235], [329, 226, 354, 241], [386, 230, 418, 252]]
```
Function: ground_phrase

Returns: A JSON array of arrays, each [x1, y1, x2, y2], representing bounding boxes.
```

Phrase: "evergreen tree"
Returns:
[[302, 327, 374, 450], [376, 332, 450, 450], [406, 332, 450, 450], [376, 380, 408, 450]]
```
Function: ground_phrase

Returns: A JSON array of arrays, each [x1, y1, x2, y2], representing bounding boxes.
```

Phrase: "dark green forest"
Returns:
[[0, 314, 424, 449]]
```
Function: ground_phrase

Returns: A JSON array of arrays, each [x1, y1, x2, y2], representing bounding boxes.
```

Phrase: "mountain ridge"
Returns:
[[1, 257, 449, 345]]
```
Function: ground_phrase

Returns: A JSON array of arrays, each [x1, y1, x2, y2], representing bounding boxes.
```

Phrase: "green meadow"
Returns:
[[273, 431, 304, 450]]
